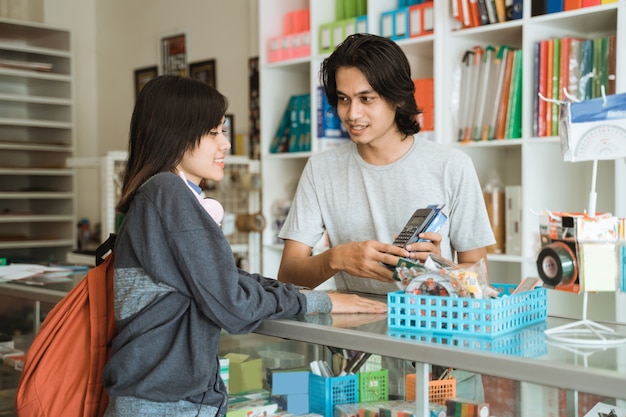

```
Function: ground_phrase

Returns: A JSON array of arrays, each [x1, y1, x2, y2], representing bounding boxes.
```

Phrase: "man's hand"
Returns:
[[328, 240, 410, 283], [403, 232, 443, 263]]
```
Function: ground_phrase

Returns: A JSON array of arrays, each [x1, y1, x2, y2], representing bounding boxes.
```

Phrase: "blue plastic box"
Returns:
[[308, 373, 358, 417], [387, 284, 547, 338]]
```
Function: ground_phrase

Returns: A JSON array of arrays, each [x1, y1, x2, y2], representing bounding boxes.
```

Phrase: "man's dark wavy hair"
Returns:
[[320, 33, 422, 136]]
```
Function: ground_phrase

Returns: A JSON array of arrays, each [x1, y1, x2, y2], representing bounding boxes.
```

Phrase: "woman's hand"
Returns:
[[327, 292, 387, 314]]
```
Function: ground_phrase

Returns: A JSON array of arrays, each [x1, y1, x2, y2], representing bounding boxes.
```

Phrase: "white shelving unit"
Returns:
[[258, 1, 626, 320], [0, 18, 75, 264]]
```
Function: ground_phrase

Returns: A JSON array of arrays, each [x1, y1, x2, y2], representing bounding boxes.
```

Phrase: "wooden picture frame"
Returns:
[[160, 32, 187, 76], [189, 59, 216, 88], [224, 114, 234, 154], [134, 66, 158, 99]]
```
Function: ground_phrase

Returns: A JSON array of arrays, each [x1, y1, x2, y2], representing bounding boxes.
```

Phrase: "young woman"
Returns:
[[102, 75, 386, 417]]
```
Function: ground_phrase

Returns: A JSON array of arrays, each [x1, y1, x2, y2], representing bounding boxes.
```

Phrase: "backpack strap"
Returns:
[[96, 233, 117, 266]]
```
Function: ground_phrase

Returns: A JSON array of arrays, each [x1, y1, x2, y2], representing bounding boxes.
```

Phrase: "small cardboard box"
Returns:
[[224, 353, 262, 394]]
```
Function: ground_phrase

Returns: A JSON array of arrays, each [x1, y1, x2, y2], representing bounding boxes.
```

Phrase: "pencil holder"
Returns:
[[358, 369, 388, 402], [309, 373, 358, 417], [405, 373, 456, 406]]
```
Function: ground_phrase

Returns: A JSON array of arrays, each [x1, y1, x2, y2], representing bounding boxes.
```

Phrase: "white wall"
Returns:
[[40, 0, 258, 227]]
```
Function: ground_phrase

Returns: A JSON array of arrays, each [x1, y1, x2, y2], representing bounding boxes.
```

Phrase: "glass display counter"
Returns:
[[2, 277, 626, 416], [249, 314, 626, 415]]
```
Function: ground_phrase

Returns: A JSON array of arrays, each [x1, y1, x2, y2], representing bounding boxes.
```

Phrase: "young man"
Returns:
[[277, 33, 495, 295]]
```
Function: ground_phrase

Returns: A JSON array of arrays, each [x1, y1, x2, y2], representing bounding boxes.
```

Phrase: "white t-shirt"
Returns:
[[279, 136, 496, 295]]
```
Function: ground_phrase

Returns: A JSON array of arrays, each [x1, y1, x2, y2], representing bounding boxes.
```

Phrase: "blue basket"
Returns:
[[387, 284, 547, 338], [389, 322, 548, 358], [309, 373, 358, 417]]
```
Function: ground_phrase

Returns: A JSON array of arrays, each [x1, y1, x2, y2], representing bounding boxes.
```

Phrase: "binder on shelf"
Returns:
[[505, 185, 522, 256], [336, 0, 346, 21], [356, 0, 367, 16], [468, 46, 484, 140], [457, 49, 475, 141], [394, 7, 410, 40], [608, 34, 616, 95], [532, 0, 547, 15], [476, 0, 491, 25], [532, 42, 540, 136], [332, 23, 345, 51], [270, 94, 311, 154], [468, 0, 482, 27], [488, 45, 510, 140], [567, 38, 583, 99], [355, 15, 368, 33], [546, 0, 564, 13], [506, 0, 523, 20], [288, 96, 300, 152], [494, 0, 506, 22], [536, 40, 548, 137], [268, 37, 281, 63], [317, 87, 349, 139], [270, 99, 292, 154], [592, 36, 610, 100], [456, 0, 472, 27], [494, 47, 514, 139], [579, 38, 594, 101], [299, 95, 311, 152], [484, 0, 498, 24], [413, 78, 434, 131], [343, 0, 357, 19], [280, 36, 293, 62], [475, 45, 495, 140], [342, 18, 357, 38], [551, 37, 561, 137], [380, 10, 395, 39], [558, 37, 571, 102], [409, 3, 434, 37], [564, 0, 582, 10], [545, 38, 554, 135], [319, 23, 333, 54]]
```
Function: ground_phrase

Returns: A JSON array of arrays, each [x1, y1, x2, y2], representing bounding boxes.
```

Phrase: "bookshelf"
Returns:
[[0, 18, 75, 264], [257, 1, 626, 321]]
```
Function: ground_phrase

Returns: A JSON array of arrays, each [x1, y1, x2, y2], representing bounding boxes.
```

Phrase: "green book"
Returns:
[[579, 39, 594, 101], [336, 0, 346, 20], [505, 49, 523, 139], [592, 36, 609, 98]]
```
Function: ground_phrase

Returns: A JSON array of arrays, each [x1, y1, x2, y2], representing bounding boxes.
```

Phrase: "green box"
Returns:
[[319, 22, 334, 54], [224, 353, 262, 394]]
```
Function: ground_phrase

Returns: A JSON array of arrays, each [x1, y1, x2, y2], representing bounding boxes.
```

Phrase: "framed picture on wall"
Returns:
[[224, 114, 234, 154], [160, 32, 187, 76], [189, 59, 216, 88], [134, 65, 158, 99]]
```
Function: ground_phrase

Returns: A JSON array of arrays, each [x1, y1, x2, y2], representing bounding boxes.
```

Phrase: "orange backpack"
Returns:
[[15, 234, 117, 417]]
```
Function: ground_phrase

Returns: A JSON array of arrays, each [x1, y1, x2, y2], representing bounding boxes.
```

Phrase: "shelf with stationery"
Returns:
[[0, 18, 75, 265], [257, 1, 625, 321], [441, 2, 624, 321]]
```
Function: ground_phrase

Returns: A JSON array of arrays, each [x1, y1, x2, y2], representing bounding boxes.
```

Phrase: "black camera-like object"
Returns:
[[537, 215, 579, 291]]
